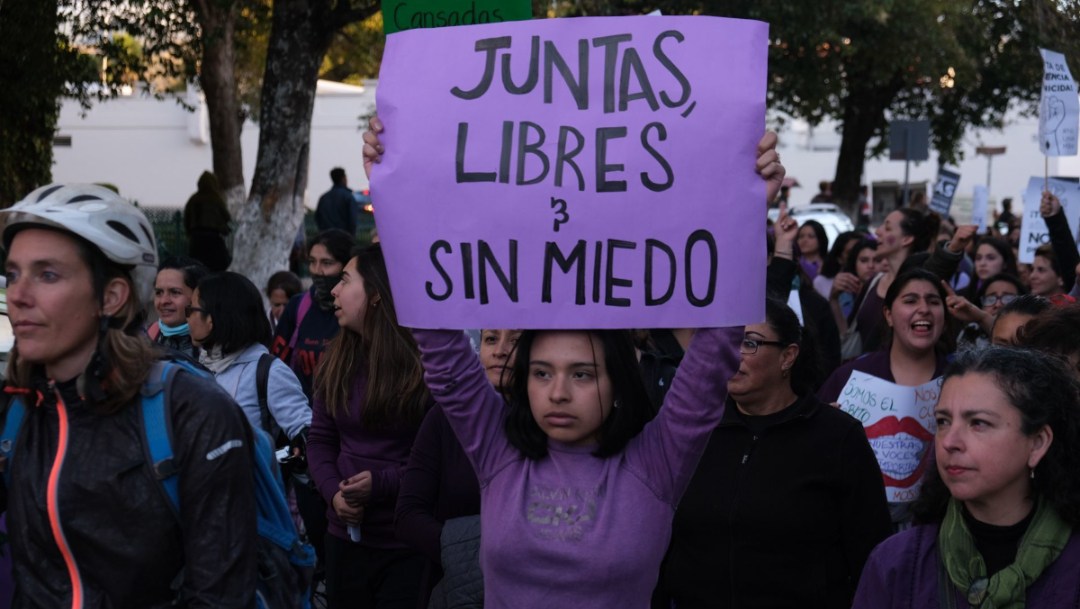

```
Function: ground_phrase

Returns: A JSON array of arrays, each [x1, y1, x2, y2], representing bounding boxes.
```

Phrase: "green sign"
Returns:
[[383, 0, 532, 35]]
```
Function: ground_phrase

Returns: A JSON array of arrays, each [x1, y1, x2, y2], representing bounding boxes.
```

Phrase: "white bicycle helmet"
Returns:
[[0, 183, 159, 309]]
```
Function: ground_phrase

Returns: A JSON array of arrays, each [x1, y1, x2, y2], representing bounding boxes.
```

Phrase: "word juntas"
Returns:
[[451, 31, 695, 193]]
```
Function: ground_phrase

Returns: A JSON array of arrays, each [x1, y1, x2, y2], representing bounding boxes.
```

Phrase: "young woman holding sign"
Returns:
[[364, 117, 787, 607], [818, 268, 954, 527], [819, 268, 953, 402], [853, 347, 1080, 608]]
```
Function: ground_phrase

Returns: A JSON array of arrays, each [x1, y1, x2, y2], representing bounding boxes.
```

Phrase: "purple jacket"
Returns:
[[853, 524, 1080, 608], [307, 366, 426, 547]]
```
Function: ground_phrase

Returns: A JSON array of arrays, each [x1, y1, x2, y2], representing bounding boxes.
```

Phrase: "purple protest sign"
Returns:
[[372, 15, 768, 329]]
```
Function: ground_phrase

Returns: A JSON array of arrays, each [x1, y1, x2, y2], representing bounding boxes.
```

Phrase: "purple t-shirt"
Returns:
[[413, 327, 741, 609]]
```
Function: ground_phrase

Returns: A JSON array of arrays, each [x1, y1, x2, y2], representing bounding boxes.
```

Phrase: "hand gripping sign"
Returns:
[[371, 15, 768, 329]]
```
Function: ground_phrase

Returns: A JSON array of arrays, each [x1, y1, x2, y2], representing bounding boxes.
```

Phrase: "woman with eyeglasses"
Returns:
[[819, 268, 955, 527], [185, 271, 312, 445], [853, 347, 1080, 608], [943, 273, 1026, 349], [654, 298, 891, 609]]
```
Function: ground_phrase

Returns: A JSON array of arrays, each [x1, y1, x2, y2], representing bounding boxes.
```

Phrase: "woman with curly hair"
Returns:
[[853, 347, 1080, 607]]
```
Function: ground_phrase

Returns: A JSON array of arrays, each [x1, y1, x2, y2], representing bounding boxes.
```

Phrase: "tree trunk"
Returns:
[[190, 0, 246, 205], [0, 0, 61, 205], [832, 70, 905, 217], [231, 0, 336, 289]]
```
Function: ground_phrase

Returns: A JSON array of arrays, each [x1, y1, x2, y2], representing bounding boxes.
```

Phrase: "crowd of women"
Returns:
[[0, 118, 1078, 609]]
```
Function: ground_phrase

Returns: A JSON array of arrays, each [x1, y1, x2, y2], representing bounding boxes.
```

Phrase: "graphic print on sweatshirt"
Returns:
[[526, 483, 604, 541]]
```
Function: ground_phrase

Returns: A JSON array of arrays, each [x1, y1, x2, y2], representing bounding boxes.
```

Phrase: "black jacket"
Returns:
[[656, 394, 892, 609], [1, 368, 257, 608], [1045, 209, 1079, 290]]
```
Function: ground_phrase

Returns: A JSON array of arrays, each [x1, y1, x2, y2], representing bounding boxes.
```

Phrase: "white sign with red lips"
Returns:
[[837, 372, 944, 503]]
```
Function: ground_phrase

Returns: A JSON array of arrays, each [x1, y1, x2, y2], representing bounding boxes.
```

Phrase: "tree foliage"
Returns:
[[578, 0, 1080, 209], [0, 0, 97, 205]]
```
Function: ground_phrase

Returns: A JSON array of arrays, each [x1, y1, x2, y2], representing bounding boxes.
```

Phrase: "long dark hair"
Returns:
[[913, 347, 1080, 526], [842, 238, 878, 276], [796, 220, 829, 261], [503, 329, 655, 459], [882, 268, 955, 355], [196, 272, 272, 354], [314, 243, 429, 428], [821, 231, 860, 279], [974, 237, 1019, 280]]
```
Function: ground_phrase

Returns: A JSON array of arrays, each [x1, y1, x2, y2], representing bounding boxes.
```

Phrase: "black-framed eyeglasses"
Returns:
[[184, 305, 205, 317], [981, 294, 1018, 307], [739, 338, 787, 355]]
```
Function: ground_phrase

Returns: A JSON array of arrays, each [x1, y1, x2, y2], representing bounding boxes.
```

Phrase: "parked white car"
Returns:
[[767, 203, 857, 249]]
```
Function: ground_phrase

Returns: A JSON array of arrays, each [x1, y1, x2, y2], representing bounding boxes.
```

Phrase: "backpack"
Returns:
[[0, 360, 316, 609], [255, 352, 286, 447]]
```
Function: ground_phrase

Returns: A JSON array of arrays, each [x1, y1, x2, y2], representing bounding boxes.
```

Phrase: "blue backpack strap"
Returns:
[[140, 362, 181, 516], [1, 397, 27, 488]]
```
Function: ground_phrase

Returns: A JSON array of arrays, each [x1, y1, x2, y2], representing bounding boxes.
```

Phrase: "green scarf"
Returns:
[[939, 498, 1072, 608]]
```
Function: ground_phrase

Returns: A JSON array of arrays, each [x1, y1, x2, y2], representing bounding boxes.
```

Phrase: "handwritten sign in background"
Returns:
[[837, 371, 942, 503], [1039, 48, 1079, 157], [372, 16, 768, 329], [1019, 176, 1080, 264]]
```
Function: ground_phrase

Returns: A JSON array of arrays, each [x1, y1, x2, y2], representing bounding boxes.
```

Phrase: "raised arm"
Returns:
[[627, 326, 743, 504], [1043, 192, 1079, 291], [413, 329, 514, 481]]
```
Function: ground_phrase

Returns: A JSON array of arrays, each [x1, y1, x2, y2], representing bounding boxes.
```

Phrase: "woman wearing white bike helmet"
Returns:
[[0, 184, 257, 608]]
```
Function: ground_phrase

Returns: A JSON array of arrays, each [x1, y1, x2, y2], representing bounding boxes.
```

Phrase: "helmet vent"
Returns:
[[139, 224, 154, 245], [35, 185, 64, 201], [106, 220, 139, 244], [67, 195, 103, 204]]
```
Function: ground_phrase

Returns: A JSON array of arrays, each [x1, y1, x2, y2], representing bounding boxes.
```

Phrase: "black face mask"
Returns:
[[311, 273, 342, 311]]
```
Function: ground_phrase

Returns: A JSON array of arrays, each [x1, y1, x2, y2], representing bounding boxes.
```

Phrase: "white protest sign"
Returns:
[[786, 287, 804, 326], [1039, 49, 1079, 156], [837, 371, 943, 503], [1018, 176, 1080, 263], [972, 185, 988, 234]]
